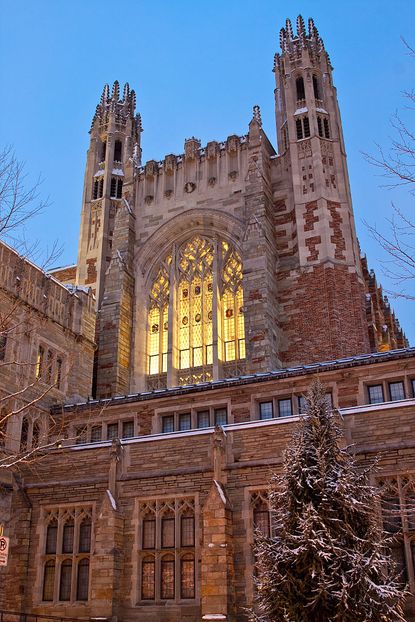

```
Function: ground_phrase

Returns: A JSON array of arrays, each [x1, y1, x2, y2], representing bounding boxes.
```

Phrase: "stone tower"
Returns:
[[273, 16, 370, 362], [76, 81, 141, 307], [76, 82, 141, 397]]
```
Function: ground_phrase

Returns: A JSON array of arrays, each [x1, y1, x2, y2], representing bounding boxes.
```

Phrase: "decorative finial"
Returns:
[[279, 27, 286, 52], [296, 15, 306, 40], [285, 18, 294, 41], [123, 82, 130, 101], [112, 80, 120, 101], [253, 105, 262, 127]]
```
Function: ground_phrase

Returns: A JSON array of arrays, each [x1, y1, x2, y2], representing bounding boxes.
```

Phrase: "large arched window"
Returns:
[[147, 235, 245, 388]]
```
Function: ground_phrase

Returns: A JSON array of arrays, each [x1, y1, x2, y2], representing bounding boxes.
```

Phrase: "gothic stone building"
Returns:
[[1, 15, 415, 622]]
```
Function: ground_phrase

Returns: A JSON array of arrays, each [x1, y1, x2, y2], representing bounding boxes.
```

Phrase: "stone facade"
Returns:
[[67, 16, 406, 399], [0, 13, 413, 622], [2, 348, 415, 621]]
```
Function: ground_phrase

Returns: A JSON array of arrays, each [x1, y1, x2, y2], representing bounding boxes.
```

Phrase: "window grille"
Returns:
[[197, 410, 210, 428], [323, 118, 330, 139], [79, 519, 91, 553], [90, 425, 102, 442], [59, 559, 72, 601], [181, 515, 195, 547], [161, 515, 175, 548], [161, 555, 175, 599], [162, 416, 174, 434], [76, 559, 89, 601], [278, 398, 292, 418], [389, 381, 405, 401], [62, 520, 74, 553], [296, 118, 303, 140], [141, 556, 155, 599], [317, 116, 323, 137], [259, 402, 273, 420], [142, 517, 156, 549], [214, 407, 227, 426], [107, 423, 118, 440], [368, 384, 384, 404], [122, 420, 134, 438], [46, 522, 58, 554], [179, 413, 191, 431], [303, 116, 310, 138], [43, 561, 55, 601], [180, 554, 195, 598]]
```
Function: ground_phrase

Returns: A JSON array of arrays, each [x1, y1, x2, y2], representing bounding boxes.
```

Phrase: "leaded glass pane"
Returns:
[[181, 556, 195, 599], [141, 558, 155, 599], [254, 508, 270, 538], [278, 399, 292, 418], [79, 520, 91, 553], [161, 516, 175, 548], [161, 557, 175, 599], [43, 561, 55, 601], [197, 410, 210, 428], [214, 408, 227, 426], [76, 559, 89, 601], [260, 402, 273, 420], [59, 560, 72, 601], [62, 521, 74, 553], [142, 518, 156, 549], [368, 385, 384, 404], [181, 515, 195, 547], [179, 413, 191, 431], [122, 420, 134, 438], [46, 522, 57, 554], [162, 416, 174, 434], [107, 423, 118, 440], [389, 382, 405, 401], [91, 426, 102, 442]]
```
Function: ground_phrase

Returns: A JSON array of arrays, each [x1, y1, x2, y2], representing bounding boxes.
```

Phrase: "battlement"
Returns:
[[0, 241, 95, 343]]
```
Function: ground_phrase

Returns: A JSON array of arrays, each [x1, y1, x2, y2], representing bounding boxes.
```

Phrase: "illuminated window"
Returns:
[[147, 236, 245, 387]]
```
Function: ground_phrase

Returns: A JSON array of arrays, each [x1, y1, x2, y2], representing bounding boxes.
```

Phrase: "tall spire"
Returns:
[[90, 80, 138, 130]]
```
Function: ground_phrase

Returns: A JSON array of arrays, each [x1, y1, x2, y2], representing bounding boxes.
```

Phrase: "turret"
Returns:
[[75, 81, 142, 307]]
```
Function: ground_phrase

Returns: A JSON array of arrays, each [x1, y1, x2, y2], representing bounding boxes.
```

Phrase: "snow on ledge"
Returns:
[[202, 616, 227, 620], [106, 489, 117, 511], [294, 106, 308, 115]]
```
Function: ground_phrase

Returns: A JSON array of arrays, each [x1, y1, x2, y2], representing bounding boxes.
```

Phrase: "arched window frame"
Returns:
[[295, 76, 305, 103], [59, 559, 72, 601], [76, 558, 90, 601], [146, 235, 246, 388], [42, 560, 55, 602]]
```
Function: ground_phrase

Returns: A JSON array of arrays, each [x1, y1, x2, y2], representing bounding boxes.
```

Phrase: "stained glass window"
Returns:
[[180, 554, 195, 598], [161, 555, 175, 599], [141, 556, 155, 599], [147, 236, 245, 386]]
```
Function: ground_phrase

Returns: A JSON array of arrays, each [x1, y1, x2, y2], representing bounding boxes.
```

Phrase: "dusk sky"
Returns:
[[1, 0, 414, 343]]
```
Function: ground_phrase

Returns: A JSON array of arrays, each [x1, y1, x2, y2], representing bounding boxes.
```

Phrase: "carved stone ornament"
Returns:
[[184, 137, 201, 160], [228, 171, 238, 181], [164, 154, 176, 176], [184, 182, 196, 193], [226, 135, 239, 155], [206, 141, 219, 160], [208, 177, 216, 187], [144, 195, 154, 205], [164, 189, 173, 199], [298, 140, 312, 159], [145, 160, 158, 179]]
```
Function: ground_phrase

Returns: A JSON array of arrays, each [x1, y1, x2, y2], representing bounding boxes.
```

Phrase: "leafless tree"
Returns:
[[363, 39, 415, 300]]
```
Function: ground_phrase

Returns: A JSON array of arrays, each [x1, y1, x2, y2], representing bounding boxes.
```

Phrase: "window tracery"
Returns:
[[147, 235, 245, 388]]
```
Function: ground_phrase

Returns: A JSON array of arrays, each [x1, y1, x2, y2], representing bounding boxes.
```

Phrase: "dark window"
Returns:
[[141, 557, 155, 599], [55, 358, 63, 388], [389, 381, 405, 401], [181, 515, 195, 547], [296, 76, 305, 101], [46, 522, 58, 554], [214, 408, 227, 426], [90, 425, 102, 442], [313, 74, 321, 100], [107, 423, 118, 440], [412, 379, 415, 397], [179, 412, 191, 431], [161, 555, 175, 599], [59, 559, 72, 601], [79, 519, 91, 553], [161, 516, 175, 548], [197, 410, 210, 428], [116, 178, 123, 199], [62, 521, 74, 553], [122, 420, 134, 438], [43, 560, 55, 601], [92, 180, 99, 200], [391, 542, 408, 584], [298, 395, 307, 413], [296, 118, 303, 140], [0, 334, 6, 361], [114, 140, 122, 162], [323, 118, 330, 139], [98, 178, 104, 198], [303, 116, 310, 138], [76, 559, 89, 601], [110, 177, 117, 197], [101, 141, 107, 162], [142, 517, 156, 549], [368, 384, 384, 404], [180, 554, 195, 599], [317, 116, 323, 137], [278, 399, 292, 418], [325, 393, 333, 409], [381, 493, 402, 533], [254, 502, 270, 538], [20, 417, 29, 450], [259, 401, 273, 420], [162, 415, 174, 434]]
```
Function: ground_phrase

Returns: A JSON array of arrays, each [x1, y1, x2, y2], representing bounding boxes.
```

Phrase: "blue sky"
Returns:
[[1, 0, 414, 343]]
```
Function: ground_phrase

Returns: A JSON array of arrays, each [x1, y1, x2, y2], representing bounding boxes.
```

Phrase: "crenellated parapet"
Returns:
[[361, 254, 408, 351], [134, 132, 252, 208]]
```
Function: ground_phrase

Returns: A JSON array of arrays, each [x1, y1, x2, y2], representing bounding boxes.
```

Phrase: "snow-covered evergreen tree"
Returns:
[[252, 381, 406, 622]]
